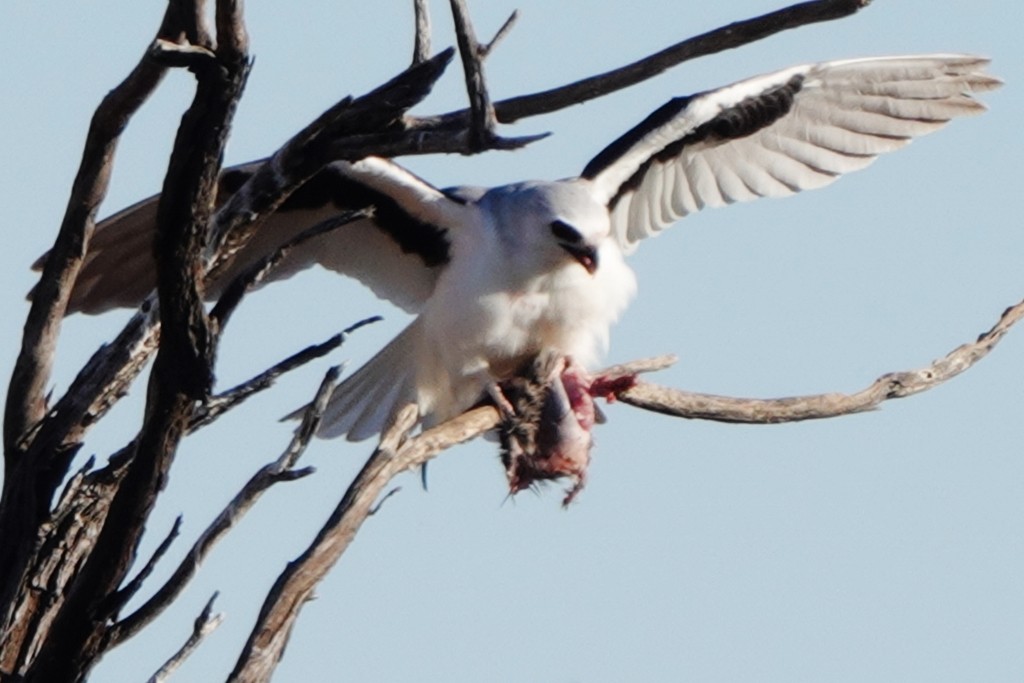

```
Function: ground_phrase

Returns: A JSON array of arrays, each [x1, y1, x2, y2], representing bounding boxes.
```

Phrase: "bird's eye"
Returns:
[[550, 220, 582, 243]]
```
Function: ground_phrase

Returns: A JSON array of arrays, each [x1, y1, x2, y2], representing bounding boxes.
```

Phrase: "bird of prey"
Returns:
[[55, 55, 999, 449]]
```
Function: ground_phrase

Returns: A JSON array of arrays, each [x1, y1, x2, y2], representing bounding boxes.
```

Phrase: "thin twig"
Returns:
[[479, 10, 518, 58], [149, 38, 217, 69], [190, 316, 379, 433], [146, 593, 223, 683], [448, 0, 497, 150], [412, 0, 431, 65], [108, 516, 183, 615], [108, 367, 340, 649], [187, 336, 343, 432]]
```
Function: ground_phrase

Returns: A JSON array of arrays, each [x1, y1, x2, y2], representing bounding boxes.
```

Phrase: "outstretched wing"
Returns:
[[581, 54, 1001, 251], [38, 156, 467, 314]]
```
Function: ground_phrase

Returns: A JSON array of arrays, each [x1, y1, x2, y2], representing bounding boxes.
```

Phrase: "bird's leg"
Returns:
[[484, 380, 517, 418]]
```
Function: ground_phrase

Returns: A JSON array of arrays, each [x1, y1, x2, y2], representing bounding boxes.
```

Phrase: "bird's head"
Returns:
[[483, 181, 611, 276]]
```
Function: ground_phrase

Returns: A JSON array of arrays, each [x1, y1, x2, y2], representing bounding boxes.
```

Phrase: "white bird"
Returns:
[[55, 54, 999, 443]]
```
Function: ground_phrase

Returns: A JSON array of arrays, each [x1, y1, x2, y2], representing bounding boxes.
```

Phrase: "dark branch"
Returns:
[[108, 367, 339, 649], [3, 1, 187, 457], [412, 0, 431, 65], [108, 516, 183, 616], [479, 10, 517, 58], [0, 3, 191, 665], [209, 208, 373, 329], [448, 0, 498, 150], [22, 3, 251, 677], [437, 0, 872, 127], [205, 48, 455, 281], [188, 316, 380, 433]]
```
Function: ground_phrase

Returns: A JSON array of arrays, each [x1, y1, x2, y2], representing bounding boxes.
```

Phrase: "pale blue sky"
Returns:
[[2, 1, 1022, 681]]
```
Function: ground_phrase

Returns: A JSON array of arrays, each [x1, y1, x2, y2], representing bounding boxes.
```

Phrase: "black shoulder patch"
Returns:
[[591, 74, 805, 209], [282, 166, 450, 267], [218, 164, 451, 268]]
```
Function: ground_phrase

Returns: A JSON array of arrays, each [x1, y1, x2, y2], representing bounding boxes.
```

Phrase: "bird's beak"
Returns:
[[559, 242, 599, 274]]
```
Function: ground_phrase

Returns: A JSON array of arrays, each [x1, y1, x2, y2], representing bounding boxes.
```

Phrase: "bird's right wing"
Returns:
[[581, 54, 1001, 252], [35, 157, 468, 315]]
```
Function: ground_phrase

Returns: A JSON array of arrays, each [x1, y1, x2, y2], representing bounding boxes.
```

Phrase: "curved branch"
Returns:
[[4, 4, 192, 456], [433, 0, 871, 128], [618, 298, 1024, 423]]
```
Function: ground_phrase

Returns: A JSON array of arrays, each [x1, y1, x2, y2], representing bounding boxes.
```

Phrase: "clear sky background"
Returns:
[[2, 1, 1022, 681]]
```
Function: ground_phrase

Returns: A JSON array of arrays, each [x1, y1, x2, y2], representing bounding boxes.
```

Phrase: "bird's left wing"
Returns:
[[580, 54, 1001, 251], [39, 156, 467, 315]]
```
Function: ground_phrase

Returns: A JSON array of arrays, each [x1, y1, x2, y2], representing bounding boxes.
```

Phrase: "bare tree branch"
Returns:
[[434, 0, 871, 128], [3, 0, 191, 457], [412, 0, 431, 65], [209, 209, 374, 329], [189, 316, 379, 432], [146, 593, 223, 683], [206, 48, 455, 281], [0, 2, 194, 659], [478, 10, 518, 58], [617, 298, 1024, 422], [228, 405, 423, 683], [188, 335, 343, 433], [448, 0, 499, 149], [21, 3, 252, 678], [111, 516, 183, 615], [229, 293, 1023, 683], [108, 367, 340, 649]]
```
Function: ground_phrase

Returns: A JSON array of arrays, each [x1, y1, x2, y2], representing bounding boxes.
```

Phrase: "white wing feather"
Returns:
[[50, 157, 463, 315], [584, 55, 1000, 251]]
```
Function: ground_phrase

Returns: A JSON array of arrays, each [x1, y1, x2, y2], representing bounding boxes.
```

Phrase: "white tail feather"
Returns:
[[317, 320, 423, 440]]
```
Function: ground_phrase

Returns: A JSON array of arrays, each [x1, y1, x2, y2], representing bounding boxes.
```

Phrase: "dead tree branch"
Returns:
[[206, 49, 455, 280], [448, 0, 501, 149], [442, 0, 872, 127], [3, 4, 195, 456], [146, 593, 223, 683], [19, 2, 251, 679], [227, 292, 1022, 678], [618, 298, 1024, 422], [0, 5, 192, 632], [108, 367, 340, 649], [412, 0, 431, 65]]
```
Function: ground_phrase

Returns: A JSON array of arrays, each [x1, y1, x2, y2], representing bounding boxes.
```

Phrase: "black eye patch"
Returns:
[[550, 220, 582, 243]]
